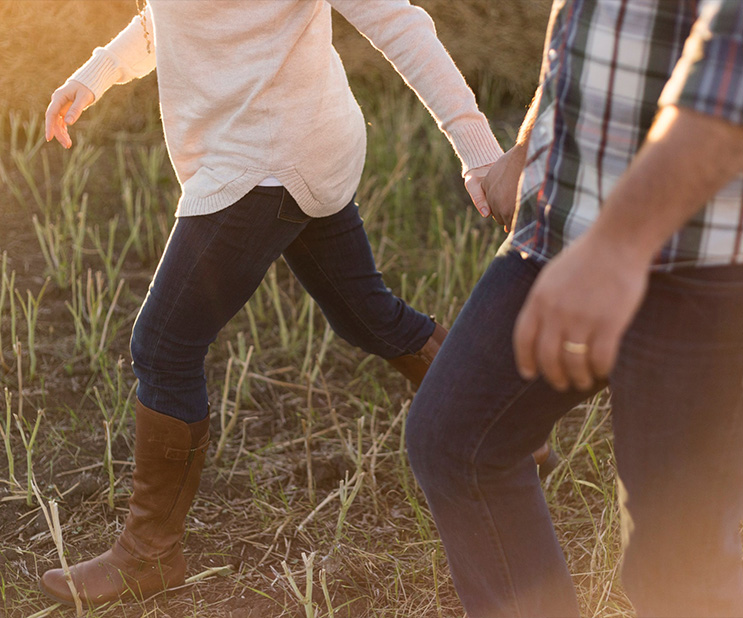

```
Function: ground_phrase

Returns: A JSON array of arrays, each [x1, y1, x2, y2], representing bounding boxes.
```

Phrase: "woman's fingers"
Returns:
[[464, 165, 493, 218], [45, 94, 68, 143], [66, 88, 93, 125], [45, 82, 94, 148], [46, 93, 74, 148]]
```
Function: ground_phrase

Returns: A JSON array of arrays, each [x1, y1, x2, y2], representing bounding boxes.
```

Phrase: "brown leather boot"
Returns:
[[386, 322, 447, 389], [40, 400, 210, 607], [387, 322, 558, 475]]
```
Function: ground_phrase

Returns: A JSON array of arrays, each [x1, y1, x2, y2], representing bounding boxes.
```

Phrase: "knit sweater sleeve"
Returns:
[[329, 0, 502, 173], [68, 5, 156, 102]]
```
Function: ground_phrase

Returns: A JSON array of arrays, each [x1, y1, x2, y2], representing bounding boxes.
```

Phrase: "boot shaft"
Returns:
[[119, 401, 210, 560]]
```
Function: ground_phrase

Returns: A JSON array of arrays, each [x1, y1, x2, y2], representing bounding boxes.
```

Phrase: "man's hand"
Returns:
[[513, 233, 649, 391], [482, 143, 527, 230], [513, 105, 743, 392], [45, 81, 95, 149], [464, 164, 495, 218]]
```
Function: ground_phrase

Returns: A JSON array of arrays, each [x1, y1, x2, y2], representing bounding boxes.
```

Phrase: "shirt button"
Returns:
[[548, 48, 558, 62]]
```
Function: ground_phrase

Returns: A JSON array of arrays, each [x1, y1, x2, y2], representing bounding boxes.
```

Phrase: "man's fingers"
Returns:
[[561, 335, 595, 391], [589, 326, 622, 379], [513, 303, 539, 380], [534, 327, 569, 391]]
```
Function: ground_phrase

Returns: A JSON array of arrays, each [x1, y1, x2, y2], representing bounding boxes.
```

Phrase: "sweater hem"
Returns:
[[175, 168, 353, 219]]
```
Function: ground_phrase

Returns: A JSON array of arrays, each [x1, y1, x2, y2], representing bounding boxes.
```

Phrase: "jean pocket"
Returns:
[[277, 189, 311, 224]]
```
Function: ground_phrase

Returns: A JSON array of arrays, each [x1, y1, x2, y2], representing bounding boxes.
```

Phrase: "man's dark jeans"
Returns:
[[407, 248, 743, 617], [131, 186, 433, 422]]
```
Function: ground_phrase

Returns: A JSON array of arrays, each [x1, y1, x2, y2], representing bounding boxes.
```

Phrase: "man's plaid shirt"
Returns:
[[510, 0, 743, 270]]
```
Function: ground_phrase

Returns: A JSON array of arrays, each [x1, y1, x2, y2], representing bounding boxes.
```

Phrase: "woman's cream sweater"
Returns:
[[71, 0, 502, 217]]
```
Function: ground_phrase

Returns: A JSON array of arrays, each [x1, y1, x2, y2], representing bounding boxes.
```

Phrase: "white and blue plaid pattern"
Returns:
[[511, 0, 743, 269]]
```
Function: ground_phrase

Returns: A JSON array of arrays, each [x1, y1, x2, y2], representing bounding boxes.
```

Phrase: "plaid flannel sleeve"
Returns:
[[659, 0, 743, 126]]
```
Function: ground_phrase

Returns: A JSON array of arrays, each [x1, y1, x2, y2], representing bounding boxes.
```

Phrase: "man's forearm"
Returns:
[[516, 86, 542, 149], [586, 105, 743, 268]]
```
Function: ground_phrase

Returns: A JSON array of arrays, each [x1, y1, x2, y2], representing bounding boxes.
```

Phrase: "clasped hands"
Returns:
[[464, 143, 525, 229], [465, 146, 648, 393]]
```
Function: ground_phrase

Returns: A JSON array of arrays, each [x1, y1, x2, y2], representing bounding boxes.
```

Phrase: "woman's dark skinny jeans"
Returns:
[[130, 186, 433, 423]]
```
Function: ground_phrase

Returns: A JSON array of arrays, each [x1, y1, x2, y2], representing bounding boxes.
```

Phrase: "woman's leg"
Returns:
[[282, 198, 434, 359], [131, 186, 311, 422], [40, 187, 312, 607], [283, 201, 558, 476]]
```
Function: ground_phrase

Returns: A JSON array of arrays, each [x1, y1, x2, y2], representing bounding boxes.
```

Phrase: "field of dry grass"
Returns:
[[0, 2, 630, 617]]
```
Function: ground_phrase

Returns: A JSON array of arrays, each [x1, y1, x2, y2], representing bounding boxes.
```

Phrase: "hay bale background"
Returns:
[[0, 0, 549, 130]]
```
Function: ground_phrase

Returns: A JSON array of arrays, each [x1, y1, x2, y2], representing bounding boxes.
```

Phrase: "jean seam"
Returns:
[[466, 378, 542, 618], [145, 211, 233, 409], [292, 234, 410, 357]]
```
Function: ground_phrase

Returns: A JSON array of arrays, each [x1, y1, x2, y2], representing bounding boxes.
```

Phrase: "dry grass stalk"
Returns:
[[1, 388, 15, 488], [14, 339, 22, 420], [281, 551, 317, 618], [215, 345, 254, 463], [14, 408, 44, 506], [320, 568, 335, 618], [0, 252, 9, 370], [103, 419, 115, 510], [184, 565, 233, 584], [97, 278, 125, 361], [14, 278, 50, 381], [305, 372, 316, 506], [25, 603, 64, 618], [31, 478, 83, 617]]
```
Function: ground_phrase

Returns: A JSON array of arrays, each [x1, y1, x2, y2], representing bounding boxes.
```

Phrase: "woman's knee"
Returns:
[[130, 312, 156, 380]]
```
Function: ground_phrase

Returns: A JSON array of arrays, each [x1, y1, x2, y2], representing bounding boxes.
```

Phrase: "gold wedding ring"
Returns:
[[562, 341, 589, 355]]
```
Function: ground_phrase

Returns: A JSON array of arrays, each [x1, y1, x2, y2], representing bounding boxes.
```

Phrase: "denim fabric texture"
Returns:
[[407, 249, 743, 618], [131, 186, 434, 423]]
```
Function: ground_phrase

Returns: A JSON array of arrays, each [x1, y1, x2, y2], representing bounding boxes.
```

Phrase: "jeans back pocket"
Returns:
[[277, 189, 311, 224]]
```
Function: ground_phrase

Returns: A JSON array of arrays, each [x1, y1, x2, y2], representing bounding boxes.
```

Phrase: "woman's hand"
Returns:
[[45, 81, 95, 149], [464, 164, 495, 218]]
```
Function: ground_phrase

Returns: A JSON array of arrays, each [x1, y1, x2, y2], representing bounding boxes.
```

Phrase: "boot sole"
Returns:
[[39, 579, 82, 608], [39, 577, 181, 609]]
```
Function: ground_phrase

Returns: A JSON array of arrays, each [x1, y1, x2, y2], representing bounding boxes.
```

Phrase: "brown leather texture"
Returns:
[[386, 322, 448, 389], [40, 400, 210, 607]]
